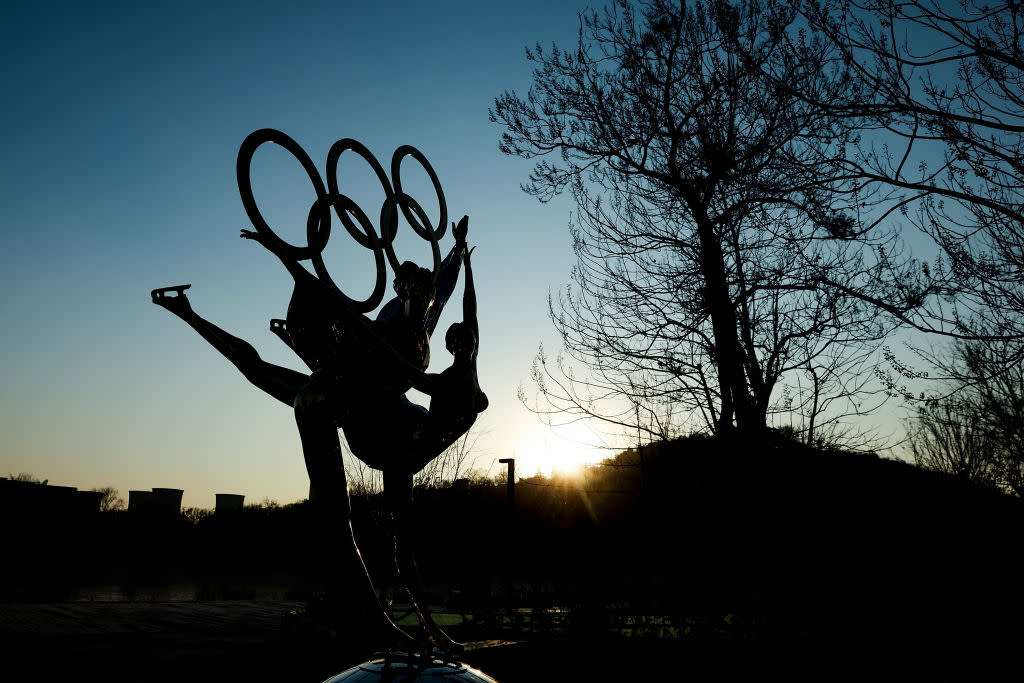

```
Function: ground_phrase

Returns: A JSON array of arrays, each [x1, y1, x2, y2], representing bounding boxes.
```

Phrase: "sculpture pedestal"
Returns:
[[323, 651, 497, 682]]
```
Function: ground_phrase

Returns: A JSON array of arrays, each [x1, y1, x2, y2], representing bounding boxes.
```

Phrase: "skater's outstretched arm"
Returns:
[[240, 228, 372, 332], [239, 228, 310, 283], [462, 246, 478, 359], [424, 215, 469, 336]]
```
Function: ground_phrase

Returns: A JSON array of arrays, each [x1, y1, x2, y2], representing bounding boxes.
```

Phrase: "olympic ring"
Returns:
[[391, 145, 448, 242], [306, 194, 388, 311], [328, 138, 445, 284], [236, 129, 450, 311], [380, 192, 442, 278], [237, 129, 327, 262]]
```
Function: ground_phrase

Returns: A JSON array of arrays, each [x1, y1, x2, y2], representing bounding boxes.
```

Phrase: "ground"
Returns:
[[0, 600, 1011, 682]]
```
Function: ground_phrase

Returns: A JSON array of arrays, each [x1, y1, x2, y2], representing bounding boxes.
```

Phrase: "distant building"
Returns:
[[0, 480, 194, 519], [150, 488, 183, 513], [215, 493, 245, 513], [128, 488, 183, 516], [73, 490, 103, 514], [128, 489, 153, 512], [0, 479, 85, 516]]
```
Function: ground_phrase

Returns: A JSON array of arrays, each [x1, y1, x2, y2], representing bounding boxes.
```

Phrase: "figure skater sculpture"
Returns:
[[151, 129, 486, 654]]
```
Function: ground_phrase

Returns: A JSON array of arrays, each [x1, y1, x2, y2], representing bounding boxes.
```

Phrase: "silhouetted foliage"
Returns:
[[907, 396, 998, 487], [92, 485, 125, 512], [494, 0, 899, 442], [182, 505, 214, 525], [414, 429, 481, 488], [910, 336, 1024, 495], [344, 428, 484, 495], [804, 0, 1024, 345]]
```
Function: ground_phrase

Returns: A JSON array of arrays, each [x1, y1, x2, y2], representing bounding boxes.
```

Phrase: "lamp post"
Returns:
[[497, 458, 515, 512]]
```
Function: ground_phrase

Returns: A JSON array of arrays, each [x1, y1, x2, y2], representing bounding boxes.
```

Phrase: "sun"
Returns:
[[515, 422, 606, 478]]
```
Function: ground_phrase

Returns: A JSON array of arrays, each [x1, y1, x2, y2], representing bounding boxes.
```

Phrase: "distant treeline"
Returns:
[[4, 435, 1021, 650]]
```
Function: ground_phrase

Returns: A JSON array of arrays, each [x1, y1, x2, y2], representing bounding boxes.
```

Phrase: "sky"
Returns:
[[0, 0, 950, 510], [0, 0, 632, 507]]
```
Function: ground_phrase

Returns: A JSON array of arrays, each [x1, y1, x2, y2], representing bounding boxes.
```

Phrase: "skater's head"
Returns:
[[445, 321, 476, 357], [394, 261, 434, 308]]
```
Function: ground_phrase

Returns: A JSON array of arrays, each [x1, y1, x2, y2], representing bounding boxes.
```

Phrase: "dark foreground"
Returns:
[[0, 601, 1016, 682], [3, 442, 1021, 680]]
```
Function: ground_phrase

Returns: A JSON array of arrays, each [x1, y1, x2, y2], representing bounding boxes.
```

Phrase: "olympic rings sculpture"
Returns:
[[236, 128, 448, 313]]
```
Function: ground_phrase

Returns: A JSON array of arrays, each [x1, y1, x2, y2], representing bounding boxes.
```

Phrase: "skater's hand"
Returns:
[[452, 215, 469, 244], [240, 229, 263, 244]]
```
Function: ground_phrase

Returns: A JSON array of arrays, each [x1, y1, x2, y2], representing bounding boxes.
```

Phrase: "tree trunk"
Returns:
[[694, 211, 759, 435]]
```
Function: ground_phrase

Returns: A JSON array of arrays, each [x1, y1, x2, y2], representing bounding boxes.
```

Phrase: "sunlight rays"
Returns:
[[514, 421, 606, 478]]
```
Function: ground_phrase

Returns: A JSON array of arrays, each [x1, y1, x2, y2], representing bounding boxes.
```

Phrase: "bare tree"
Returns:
[[92, 486, 126, 512], [960, 339, 1024, 495], [494, 0, 900, 440], [413, 428, 484, 488], [918, 336, 1024, 494], [343, 426, 484, 494], [345, 448, 383, 496], [906, 396, 998, 486], [803, 0, 1024, 345]]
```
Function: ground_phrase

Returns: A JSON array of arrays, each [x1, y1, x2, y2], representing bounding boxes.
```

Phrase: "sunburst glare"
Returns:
[[514, 421, 606, 478]]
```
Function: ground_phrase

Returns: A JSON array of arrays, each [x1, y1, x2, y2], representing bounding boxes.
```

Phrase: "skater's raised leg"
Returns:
[[151, 285, 306, 407]]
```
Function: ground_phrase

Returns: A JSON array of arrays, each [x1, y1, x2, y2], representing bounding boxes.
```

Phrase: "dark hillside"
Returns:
[[3, 436, 1020, 653], [416, 436, 1021, 648]]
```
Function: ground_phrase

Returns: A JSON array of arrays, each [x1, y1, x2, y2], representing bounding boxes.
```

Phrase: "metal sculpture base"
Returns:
[[323, 649, 497, 682]]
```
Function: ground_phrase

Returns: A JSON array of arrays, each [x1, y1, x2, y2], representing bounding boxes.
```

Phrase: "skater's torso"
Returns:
[[285, 271, 429, 397]]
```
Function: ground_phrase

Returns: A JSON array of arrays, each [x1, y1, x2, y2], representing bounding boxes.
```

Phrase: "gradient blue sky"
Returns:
[[2, 0, 935, 508], [1, 0, 629, 506]]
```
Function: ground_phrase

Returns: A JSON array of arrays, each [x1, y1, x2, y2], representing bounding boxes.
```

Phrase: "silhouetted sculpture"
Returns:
[[152, 129, 487, 654]]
